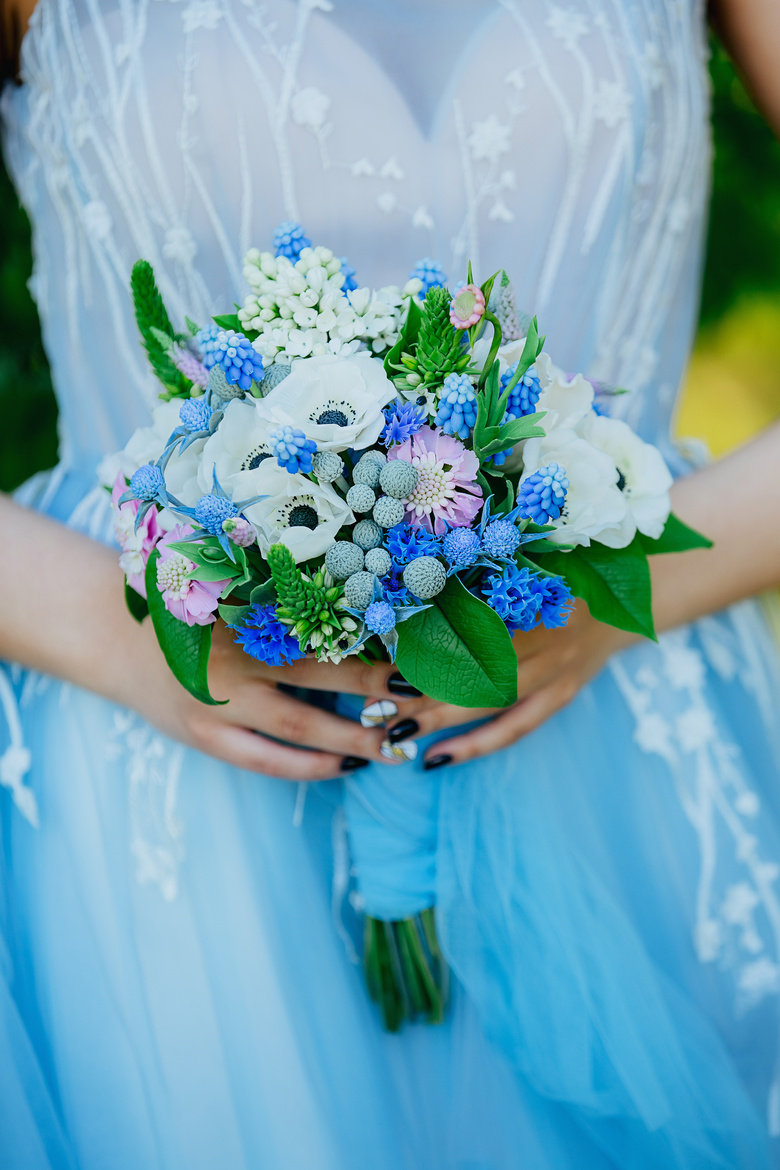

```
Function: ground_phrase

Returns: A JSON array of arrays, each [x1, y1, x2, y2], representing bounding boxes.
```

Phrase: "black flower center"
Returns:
[[317, 409, 350, 427], [288, 504, 319, 530], [241, 445, 271, 471], [616, 468, 627, 492]]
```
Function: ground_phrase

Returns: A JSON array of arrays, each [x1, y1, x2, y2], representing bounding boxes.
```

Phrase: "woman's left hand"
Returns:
[[370, 602, 636, 768]]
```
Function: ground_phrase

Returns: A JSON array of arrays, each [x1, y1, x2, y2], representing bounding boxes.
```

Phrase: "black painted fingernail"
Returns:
[[388, 718, 419, 743], [341, 756, 370, 772], [387, 673, 423, 698], [424, 754, 453, 771]]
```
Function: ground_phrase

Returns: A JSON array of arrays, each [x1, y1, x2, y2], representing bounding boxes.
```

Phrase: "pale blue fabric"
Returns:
[[2, 0, 780, 1166]]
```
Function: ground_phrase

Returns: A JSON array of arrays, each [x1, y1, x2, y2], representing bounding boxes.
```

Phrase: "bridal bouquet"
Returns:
[[104, 223, 709, 1030]]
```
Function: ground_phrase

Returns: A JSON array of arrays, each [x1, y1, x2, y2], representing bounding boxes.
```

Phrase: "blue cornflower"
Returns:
[[482, 564, 573, 632], [410, 258, 447, 296], [230, 604, 306, 667], [126, 462, 165, 502], [364, 600, 397, 636], [482, 518, 522, 561], [536, 575, 575, 629], [381, 400, 427, 447], [339, 257, 358, 292], [442, 526, 481, 568], [179, 397, 213, 432], [384, 523, 442, 567], [517, 463, 569, 525], [194, 492, 238, 536], [268, 425, 318, 474], [203, 330, 264, 391], [382, 572, 412, 607], [273, 221, 311, 261], [501, 365, 543, 418], [434, 373, 477, 440]]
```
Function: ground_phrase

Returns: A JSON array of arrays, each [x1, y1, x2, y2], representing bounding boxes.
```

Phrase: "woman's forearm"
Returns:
[[0, 492, 145, 703], [711, 0, 780, 136], [650, 421, 780, 633]]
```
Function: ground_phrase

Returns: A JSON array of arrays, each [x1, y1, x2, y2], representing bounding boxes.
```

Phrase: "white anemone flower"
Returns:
[[521, 426, 629, 547], [235, 461, 355, 563], [534, 353, 593, 432], [198, 399, 273, 495], [256, 353, 395, 452], [577, 412, 673, 544]]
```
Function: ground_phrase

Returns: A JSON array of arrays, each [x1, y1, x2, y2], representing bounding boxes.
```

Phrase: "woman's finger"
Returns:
[[251, 653, 421, 701], [421, 681, 576, 767], [199, 722, 356, 781], [219, 681, 393, 761]]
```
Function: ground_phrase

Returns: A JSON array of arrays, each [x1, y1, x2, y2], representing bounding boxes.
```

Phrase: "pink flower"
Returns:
[[449, 283, 485, 330], [388, 426, 483, 534], [222, 516, 256, 547], [111, 472, 160, 597], [156, 524, 230, 626]]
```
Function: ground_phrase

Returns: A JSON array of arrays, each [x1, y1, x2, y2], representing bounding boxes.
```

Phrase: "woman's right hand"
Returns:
[[0, 496, 417, 782], [126, 614, 415, 780]]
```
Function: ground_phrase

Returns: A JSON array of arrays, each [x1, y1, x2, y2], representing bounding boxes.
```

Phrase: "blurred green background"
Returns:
[[1, 39, 780, 491]]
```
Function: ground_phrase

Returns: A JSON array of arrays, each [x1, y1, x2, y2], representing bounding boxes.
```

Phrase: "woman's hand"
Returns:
[[0, 496, 416, 782], [371, 602, 634, 768]]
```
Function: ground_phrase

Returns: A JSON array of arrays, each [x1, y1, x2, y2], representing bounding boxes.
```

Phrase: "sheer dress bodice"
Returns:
[[1, 0, 710, 480]]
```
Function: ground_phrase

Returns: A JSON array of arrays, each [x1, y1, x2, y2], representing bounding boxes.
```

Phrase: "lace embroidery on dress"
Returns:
[[106, 711, 186, 902], [610, 607, 780, 1130]]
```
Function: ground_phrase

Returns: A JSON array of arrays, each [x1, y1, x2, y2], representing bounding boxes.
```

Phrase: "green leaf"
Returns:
[[212, 312, 241, 332], [250, 580, 278, 606], [395, 577, 518, 708], [218, 602, 251, 627], [479, 411, 547, 456], [639, 512, 713, 555], [145, 550, 227, 705], [384, 295, 424, 377], [184, 316, 200, 336], [537, 537, 656, 640], [501, 316, 545, 396], [124, 580, 149, 624], [186, 562, 240, 583]]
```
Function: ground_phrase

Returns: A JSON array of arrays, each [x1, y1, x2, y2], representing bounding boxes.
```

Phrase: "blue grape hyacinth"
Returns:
[[517, 463, 569, 525], [434, 373, 477, 440], [501, 365, 543, 418], [209, 330, 264, 391], [274, 221, 311, 261], [410, 258, 447, 295], [268, 425, 318, 474], [230, 604, 306, 667], [339, 257, 358, 292]]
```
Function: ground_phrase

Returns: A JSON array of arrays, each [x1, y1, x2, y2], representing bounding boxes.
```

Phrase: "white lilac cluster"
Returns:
[[238, 245, 422, 365]]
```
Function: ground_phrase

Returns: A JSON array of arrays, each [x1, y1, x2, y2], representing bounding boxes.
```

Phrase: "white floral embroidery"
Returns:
[[468, 114, 512, 163], [546, 7, 589, 50], [292, 87, 331, 131], [593, 79, 632, 129], [182, 0, 223, 33]]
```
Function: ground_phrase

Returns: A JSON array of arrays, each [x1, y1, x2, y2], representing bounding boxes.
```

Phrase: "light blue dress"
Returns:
[[3, 1, 780, 1166]]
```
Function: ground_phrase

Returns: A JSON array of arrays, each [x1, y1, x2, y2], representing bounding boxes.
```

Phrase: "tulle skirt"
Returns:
[[3, 470, 780, 1169]]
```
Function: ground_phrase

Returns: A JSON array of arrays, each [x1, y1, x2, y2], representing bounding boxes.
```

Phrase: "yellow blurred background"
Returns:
[[678, 295, 780, 456]]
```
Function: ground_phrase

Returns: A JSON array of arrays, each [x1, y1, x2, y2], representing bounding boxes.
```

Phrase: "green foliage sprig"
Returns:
[[266, 542, 348, 648], [130, 260, 189, 398]]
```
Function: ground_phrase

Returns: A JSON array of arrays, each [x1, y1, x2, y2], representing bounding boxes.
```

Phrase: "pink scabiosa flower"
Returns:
[[111, 472, 160, 597], [388, 426, 482, 534], [449, 283, 485, 330], [156, 524, 230, 626]]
